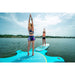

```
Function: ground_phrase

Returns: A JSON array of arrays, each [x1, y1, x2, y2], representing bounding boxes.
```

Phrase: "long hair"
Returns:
[[28, 23, 32, 29]]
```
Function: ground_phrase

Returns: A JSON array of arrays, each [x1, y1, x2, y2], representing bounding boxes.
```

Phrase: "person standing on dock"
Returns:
[[42, 28, 46, 46], [27, 14, 35, 56]]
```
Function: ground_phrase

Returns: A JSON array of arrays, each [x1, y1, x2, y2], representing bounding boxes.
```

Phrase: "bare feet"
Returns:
[[32, 53, 34, 56], [28, 52, 29, 56]]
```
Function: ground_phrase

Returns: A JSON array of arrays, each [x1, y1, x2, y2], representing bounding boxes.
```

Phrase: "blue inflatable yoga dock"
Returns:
[[0, 43, 64, 62]]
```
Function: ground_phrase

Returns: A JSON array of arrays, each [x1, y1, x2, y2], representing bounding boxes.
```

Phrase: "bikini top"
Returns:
[[29, 30, 34, 34]]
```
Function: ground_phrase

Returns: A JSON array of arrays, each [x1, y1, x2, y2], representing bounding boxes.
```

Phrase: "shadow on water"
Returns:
[[13, 55, 32, 62]]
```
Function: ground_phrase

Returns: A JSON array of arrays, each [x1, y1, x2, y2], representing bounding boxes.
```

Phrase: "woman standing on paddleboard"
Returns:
[[28, 14, 35, 56], [42, 28, 46, 46]]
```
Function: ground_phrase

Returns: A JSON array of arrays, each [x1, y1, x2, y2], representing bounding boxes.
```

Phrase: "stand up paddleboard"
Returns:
[[35, 43, 49, 51]]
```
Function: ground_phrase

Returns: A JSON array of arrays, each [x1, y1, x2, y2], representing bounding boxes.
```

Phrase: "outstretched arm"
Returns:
[[28, 15, 31, 31], [28, 15, 30, 24], [31, 15, 34, 30], [31, 17, 33, 26]]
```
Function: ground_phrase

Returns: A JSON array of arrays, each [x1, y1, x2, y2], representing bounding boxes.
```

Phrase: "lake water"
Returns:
[[0, 38, 75, 62]]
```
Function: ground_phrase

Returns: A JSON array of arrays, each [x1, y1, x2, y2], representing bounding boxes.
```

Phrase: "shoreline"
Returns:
[[0, 35, 75, 38], [0, 37, 75, 38]]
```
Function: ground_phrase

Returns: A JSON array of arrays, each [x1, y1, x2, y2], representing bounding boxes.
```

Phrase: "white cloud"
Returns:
[[46, 25, 75, 36], [0, 14, 28, 29], [10, 14, 28, 28], [33, 14, 62, 35], [34, 14, 62, 26], [59, 13, 74, 19], [6, 14, 62, 36], [0, 13, 75, 36], [0, 15, 11, 22]]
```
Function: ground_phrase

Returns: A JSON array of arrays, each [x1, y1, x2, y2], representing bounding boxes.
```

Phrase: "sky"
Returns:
[[0, 13, 75, 36]]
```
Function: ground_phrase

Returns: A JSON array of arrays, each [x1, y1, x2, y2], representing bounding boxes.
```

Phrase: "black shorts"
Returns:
[[42, 37, 45, 39]]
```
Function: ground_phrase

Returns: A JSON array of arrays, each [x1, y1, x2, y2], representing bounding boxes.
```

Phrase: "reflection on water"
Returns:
[[0, 38, 75, 62]]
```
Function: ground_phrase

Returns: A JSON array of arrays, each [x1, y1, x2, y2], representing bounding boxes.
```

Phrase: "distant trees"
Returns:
[[0, 35, 75, 38], [0, 35, 28, 38]]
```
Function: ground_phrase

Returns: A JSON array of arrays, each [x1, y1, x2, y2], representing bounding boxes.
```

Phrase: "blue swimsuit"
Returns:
[[28, 30, 35, 41], [29, 30, 34, 34]]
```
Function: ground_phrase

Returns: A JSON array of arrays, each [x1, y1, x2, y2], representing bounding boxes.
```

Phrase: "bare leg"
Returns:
[[43, 39, 44, 45], [28, 41, 31, 56], [42, 39, 43, 45], [42, 39, 44, 45], [32, 41, 34, 56], [45, 39, 46, 46], [43, 39, 46, 46]]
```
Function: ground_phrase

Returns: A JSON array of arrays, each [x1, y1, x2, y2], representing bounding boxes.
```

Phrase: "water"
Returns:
[[0, 38, 75, 62]]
